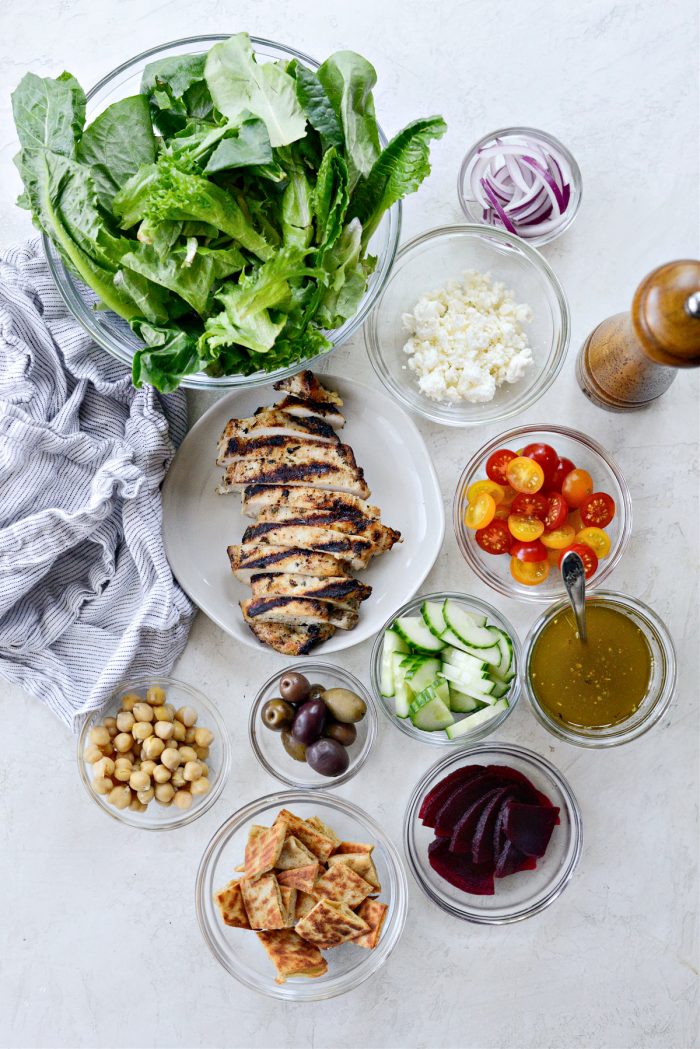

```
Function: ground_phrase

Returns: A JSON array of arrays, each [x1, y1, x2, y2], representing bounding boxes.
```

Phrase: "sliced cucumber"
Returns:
[[443, 599, 498, 649], [409, 678, 451, 715], [442, 646, 490, 676], [489, 679, 511, 699], [449, 687, 482, 713], [392, 654, 412, 718], [420, 601, 472, 650], [404, 658, 442, 694], [393, 616, 445, 654], [445, 699, 508, 739], [380, 630, 408, 697], [487, 627, 514, 679], [409, 680, 454, 731], [439, 663, 496, 695]]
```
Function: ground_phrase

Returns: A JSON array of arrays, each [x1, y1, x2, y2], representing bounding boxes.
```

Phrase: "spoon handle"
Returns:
[[560, 550, 588, 642]]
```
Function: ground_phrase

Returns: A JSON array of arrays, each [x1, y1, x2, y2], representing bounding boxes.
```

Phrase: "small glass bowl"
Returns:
[[369, 591, 521, 746], [523, 591, 677, 747], [363, 224, 569, 427], [458, 126, 583, 247], [454, 424, 632, 602], [45, 34, 401, 390], [78, 676, 231, 830], [248, 662, 377, 788], [196, 790, 408, 1000], [404, 742, 582, 923]]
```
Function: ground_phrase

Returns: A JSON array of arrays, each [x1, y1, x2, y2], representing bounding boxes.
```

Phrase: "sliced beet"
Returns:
[[503, 800, 560, 857], [428, 838, 495, 896], [485, 764, 559, 817], [449, 788, 504, 855], [471, 788, 517, 866], [434, 774, 505, 837], [494, 839, 538, 879], [419, 765, 486, 826], [493, 801, 509, 861]]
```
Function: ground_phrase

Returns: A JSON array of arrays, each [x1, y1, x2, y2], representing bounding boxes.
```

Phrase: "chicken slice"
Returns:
[[220, 447, 369, 499], [273, 370, 343, 407], [250, 572, 372, 608], [241, 523, 373, 571], [254, 506, 401, 553], [242, 596, 359, 632], [266, 396, 345, 429], [242, 612, 335, 655], [217, 411, 339, 462], [237, 485, 382, 521], [228, 544, 349, 585]]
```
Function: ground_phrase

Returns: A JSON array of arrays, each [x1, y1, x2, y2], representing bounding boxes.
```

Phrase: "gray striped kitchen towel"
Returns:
[[0, 239, 195, 731]]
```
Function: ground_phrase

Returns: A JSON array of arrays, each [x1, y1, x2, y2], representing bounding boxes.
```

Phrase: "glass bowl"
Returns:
[[248, 662, 377, 788], [44, 34, 401, 390], [458, 127, 583, 247], [523, 591, 677, 748], [196, 790, 408, 1000], [404, 742, 582, 923], [363, 224, 569, 426], [78, 676, 231, 830], [454, 424, 632, 602], [369, 591, 521, 746]]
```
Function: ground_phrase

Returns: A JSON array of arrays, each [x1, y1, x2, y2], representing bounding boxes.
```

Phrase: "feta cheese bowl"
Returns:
[[364, 225, 570, 426]]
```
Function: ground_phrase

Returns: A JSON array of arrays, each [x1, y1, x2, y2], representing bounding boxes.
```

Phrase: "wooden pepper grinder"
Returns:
[[576, 260, 700, 411]]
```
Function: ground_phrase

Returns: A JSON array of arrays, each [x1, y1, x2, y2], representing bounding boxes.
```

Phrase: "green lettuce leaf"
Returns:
[[316, 219, 373, 329], [77, 95, 156, 206], [121, 242, 245, 315], [291, 61, 343, 152], [131, 321, 202, 392], [11, 71, 85, 157], [311, 147, 349, 251], [141, 54, 215, 137], [317, 52, 380, 191], [204, 117, 273, 173]]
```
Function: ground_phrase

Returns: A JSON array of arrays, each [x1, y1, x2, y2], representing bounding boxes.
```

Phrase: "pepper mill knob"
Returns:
[[632, 260, 700, 367]]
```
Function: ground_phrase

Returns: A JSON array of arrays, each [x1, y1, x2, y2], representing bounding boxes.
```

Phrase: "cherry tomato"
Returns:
[[508, 514, 545, 541], [544, 493, 568, 530], [510, 558, 550, 586], [511, 492, 549, 520], [494, 505, 511, 520], [567, 508, 584, 532], [562, 469, 594, 508], [540, 523, 576, 550], [580, 491, 616, 528], [576, 527, 612, 559], [510, 539, 548, 562], [558, 542, 599, 579], [464, 493, 496, 530], [475, 519, 512, 555], [546, 547, 562, 566], [486, 448, 517, 485], [467, 479, 505, 504], [522, 442, 559, 485], [506, 456, 545, 494], [548, 456, 576, 492]]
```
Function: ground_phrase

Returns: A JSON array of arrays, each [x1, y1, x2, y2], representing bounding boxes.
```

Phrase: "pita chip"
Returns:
[[352, 898, 388, 949], [333, 840, 374, 855], [278, 885, 297, 927], [305, 815, 340, 846], [214, 880, 250, 929], [296, 898, 370, 947], [314, 863, 374, 908], [240, 872, 286, 930], [244, 822, 286, 879], [294, 889, 318, 923], [276, 862, 319, 894], [256, 930, 328, 984], [274, 809, 335, 863], [275, 835, 317, 871], [327, 852, 381, 892]]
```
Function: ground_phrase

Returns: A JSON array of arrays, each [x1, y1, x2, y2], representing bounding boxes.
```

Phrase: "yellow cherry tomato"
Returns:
[[467, 479, 505, 504], [567, 509, 584, 532], [464, 493, 497, 530], [576, 527, 611, 559], [499, 485, 519, 507], [546, 548, 561, 566], [510, 557, 550, 586], [540, 523, 576, 550], [506, 456, 545, 494], [508, 514, 545, 542]]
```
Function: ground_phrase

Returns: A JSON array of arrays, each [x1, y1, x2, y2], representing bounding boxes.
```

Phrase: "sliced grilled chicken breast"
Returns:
[[217, 434, 361, 472], [241, 523, 373, 571], [228, 544, 349, 584], [273, 370, 343, 407], [267, 395, 345, 429], [242, 612, 335, 655], [254, 506, 401, 553], [242, 596, 359, 631], [250, 572, 372, 608], [217, 411, 339, 461], [238, 484, 382, 520], [221, 447, 369, 499]]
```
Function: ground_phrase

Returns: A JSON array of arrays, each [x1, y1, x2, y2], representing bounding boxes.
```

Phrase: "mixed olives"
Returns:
[[260, 670, 367, 779]]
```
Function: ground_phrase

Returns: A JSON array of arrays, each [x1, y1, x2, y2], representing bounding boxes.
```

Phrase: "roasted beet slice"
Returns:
[[434, 774, 505, 837], [449, 788, 503, 855], [494, 839, 538, 879], [419, 765, 486, 826], [428, 839, 495, 896], [471, 788, 517, 866], [503, 801, 560, 857], [485, 764, 559, 817]]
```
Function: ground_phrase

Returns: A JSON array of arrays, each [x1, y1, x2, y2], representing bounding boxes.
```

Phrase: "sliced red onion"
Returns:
[[480, 178, 517, 234]]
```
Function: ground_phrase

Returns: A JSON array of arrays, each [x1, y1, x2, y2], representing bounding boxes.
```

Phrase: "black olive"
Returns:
[[279, 671, 311, 703], [306, 738, 350, 777], [290, 698, 327, 745], [323, 719, 357, 747]]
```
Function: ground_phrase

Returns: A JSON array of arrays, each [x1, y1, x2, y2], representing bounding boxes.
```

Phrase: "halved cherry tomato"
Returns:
[[506, 456, 545, 494], [544, 492, 568, 530], [547, 456, 576, 492], [464, 493, 496, 530], [467, 479, 505, 504], [486, 448, 517, 485], [580, 491, 616, 528], [510, 557, 550, 586], [558, 542, 599, 579], [499, 485, 518, 507], [522, 442, 559, 485], [475, 519, 512, 555], [567, 508, 584, 532], [511, 492, 549, 520], [540, 523, 576, 549], [508, 513, 545, 541], [562, 468, 594, 508], [494, 505, 511, 520], [576, 527, 611, 559], [510, 539, 548, 562]]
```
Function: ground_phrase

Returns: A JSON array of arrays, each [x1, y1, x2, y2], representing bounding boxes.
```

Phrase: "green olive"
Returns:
[[281, 729, 307, 762], [324, 719, 357, 747], [261, 698, 295, 732], [321, 688, 367, 724]]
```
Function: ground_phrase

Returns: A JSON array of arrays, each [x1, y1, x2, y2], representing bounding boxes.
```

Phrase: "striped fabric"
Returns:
[[0, 240, 195, 731]]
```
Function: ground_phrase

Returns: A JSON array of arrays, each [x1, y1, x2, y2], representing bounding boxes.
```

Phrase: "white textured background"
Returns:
[[0, 1, 698, 1047]]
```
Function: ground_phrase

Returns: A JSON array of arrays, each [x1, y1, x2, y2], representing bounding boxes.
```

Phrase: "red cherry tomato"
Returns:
[[558, 542, 599, 580], [511, 492, 549, 521], [548, 456, 576, 492], [562, 469, 594, 509], [522, 442, 559, 485], [510, 539, 548, 563], [486, 448, 517, 485], [544, 493, 568, 530], [580, 492, 616, 528], [475, 519, 512, 555]]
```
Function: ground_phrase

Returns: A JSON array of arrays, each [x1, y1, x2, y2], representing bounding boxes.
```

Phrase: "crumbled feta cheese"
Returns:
[[402, 270, 534, 404]]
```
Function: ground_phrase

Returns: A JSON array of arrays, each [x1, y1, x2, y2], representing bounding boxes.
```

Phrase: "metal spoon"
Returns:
[[560, 549, 587, 642]]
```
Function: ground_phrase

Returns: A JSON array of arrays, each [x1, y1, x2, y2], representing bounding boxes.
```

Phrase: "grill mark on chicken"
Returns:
[[240, 523, 373, 569], [223, 457, 370, 499], [238, 485, 382, 520], [228, 544, 350, 583], [265, 395, 345, 428], [242, 596, 359, 631], [273, 371, 343, 406], [254, 506, 401, 549], [218, 433, 358, 468], [242, 612, 335, 654], [250, 573, 372, 605], [217, 412, 340, 460]]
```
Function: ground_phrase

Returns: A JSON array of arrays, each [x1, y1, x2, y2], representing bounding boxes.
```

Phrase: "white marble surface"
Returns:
[[0, 2, 698, 1046]]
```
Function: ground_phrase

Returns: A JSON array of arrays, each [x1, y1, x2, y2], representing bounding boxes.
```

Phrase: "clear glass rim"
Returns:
[[363, 223, 570, 427], [77, 675, 231, 830], [457, 126, 583, 247], [248, 661, 378, 788], [522, 590, 677, 748], [453, 423, 633, 602], [44, 33, 402, 390], [403, 741, 583, 924], [195, 788, 408, 1000], [369, 590, 522, 746]]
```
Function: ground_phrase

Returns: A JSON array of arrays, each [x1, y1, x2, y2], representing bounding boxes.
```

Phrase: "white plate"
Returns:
[[162, 374, 445, 655]]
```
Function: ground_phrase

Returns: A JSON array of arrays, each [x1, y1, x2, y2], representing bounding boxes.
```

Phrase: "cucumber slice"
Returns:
[[449, 687, 482, 713], [404, 658, 442, 694], [409, 682, 454, 732], [439, 664, 496, 695], [380, 631, 408, 697], [443, 646, 489, 675], [392, 654, 412, 718], [443, 599, 497, 649], [408, 678, 451, 715], [420, 601, 469, 650], [445, 699, 508, 739], [494, 629, 514, 678], [393, 616, 445, 654], [489, 679, 511, 699]]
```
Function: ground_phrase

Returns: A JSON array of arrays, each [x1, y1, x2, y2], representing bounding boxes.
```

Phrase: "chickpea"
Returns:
[[184, 760, 203, 782], [153, 704, 175, 722], [107, 785, 131, 809], [114, 732, 133, 754], [89, 725, 110, 747], [121, 693, 140, 712], [93, 756, 115, 779], [137, 787, 155, 804], [113, 765, 132, 783], [195, 745, 209, 761], [129, 769, 151, 792], [190, 777, 211, 797], [154, 720, 174, 741], [178, 746, 197, 764], [84, 744, 103, 764], [161, 747, 181, 771], [141, 736, 165, 760], [132, 702, 154, 723], [171, 768, 186, 789], [132, 721, 154, 741], [116, 710, 135, 733], [129, 796, 147, 813], [92, 776, 113, 795], [171, 720, 186, 743], [99, 742, 115, 757], [199, 764, 209, 778], [140, 760, 156, 777], [173, 789, 193, 811], [155, 782, 175, 805], [153, 765, 171, 784], [194, 727, 214, 749], [175, 706, 198, 727], [103, 715, 117, 732], [146, 686, 166, 707]]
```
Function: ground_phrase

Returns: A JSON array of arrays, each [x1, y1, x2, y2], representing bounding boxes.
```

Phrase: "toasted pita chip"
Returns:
[[276, 862, 320, 894], [333, 840, 374, 855], [352, 898, 388, 949], [296, 898, 369, 947], [240, 872, 286, 930], [274, 809, 335, 863], [306, 815, 340, 846], [294, 889, 318, 922], [314, 863, 374, 908], [278, 885, 297, 927], [256, 930, 328, 984], [214, 880, 251, 929], [327, 852, 381, 892], [276, 834, 317, 871], [245, 822, 286, 879]]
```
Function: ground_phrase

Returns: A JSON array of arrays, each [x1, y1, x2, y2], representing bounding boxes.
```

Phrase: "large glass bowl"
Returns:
[[404, 743, 582, 923], [453, 424, 632, 602], [196, 790, 408, 1000], [44, 34, 401, 389], [363, 224, 569, 426]]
